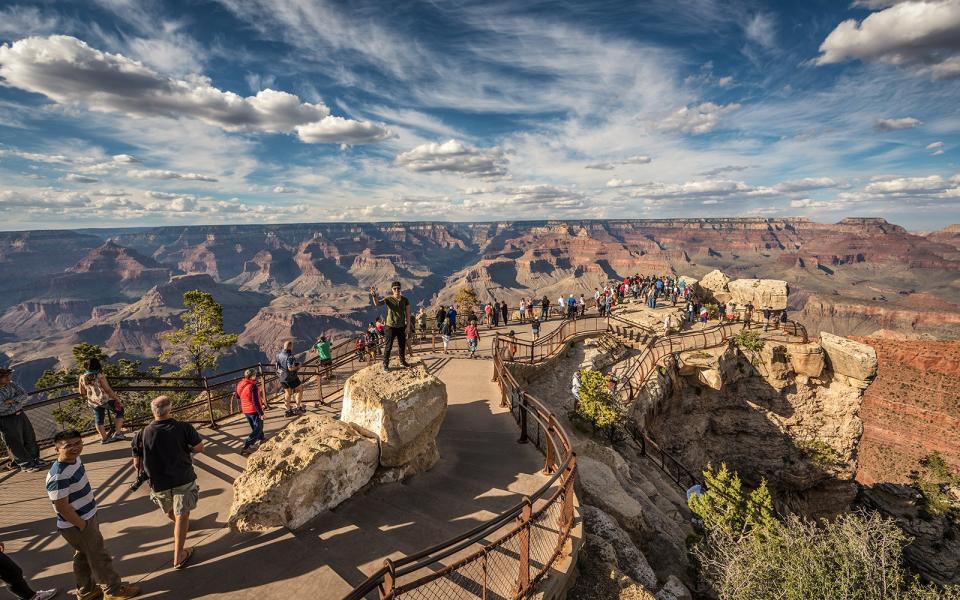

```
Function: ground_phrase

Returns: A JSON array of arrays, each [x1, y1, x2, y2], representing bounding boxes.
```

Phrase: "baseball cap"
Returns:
[[0, 367, 13, 376]]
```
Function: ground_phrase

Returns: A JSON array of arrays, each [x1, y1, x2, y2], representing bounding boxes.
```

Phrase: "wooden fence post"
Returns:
[[517, 497, 532, 596], [203, 377, 217, 428], [380, 559, 395, 600]]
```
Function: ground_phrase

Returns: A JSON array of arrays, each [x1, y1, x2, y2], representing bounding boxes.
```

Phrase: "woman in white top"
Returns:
[[78, 358, 126, 443]]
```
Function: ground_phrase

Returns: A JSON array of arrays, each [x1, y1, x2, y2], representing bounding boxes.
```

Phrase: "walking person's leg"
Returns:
[[243, 414, 259, 448], [396, 327, 409, 366], [0, 551, 37, 599]]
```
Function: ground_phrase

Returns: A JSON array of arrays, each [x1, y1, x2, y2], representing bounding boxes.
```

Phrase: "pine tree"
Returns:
[[160, 290, 238, 378]]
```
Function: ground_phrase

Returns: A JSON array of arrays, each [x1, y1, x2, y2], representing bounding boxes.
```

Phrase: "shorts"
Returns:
[[468, 339, 478, 351], [93, 401, 124, 426], [280, 375, 302, 390], [150, 480, 199, 516], [320, 358, 333, 367]]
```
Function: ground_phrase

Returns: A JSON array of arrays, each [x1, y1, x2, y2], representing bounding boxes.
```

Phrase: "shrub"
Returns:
[[910, 452, 960, 518], [796, 438, 841, 469], [733, 329, 764, 354], [688, 463, 775, 538], [576, 369, 621, 430]]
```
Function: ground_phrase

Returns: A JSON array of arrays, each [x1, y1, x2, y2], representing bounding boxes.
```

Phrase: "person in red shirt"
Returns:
[[236, 369, 265, 456], [465, 320, 480, 358]]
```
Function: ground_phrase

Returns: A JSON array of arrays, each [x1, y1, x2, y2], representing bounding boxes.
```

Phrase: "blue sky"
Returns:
[[0, 0, 958, 230]]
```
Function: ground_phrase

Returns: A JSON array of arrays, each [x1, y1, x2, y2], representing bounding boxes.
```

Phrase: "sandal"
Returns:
[[174, 547, 194, 570]]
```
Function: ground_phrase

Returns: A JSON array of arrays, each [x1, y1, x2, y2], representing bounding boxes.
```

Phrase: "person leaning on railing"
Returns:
[[0, 367, 46, 473], [78, 358, 126, 444]]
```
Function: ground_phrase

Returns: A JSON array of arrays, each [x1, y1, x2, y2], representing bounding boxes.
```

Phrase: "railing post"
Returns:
[[317, 369, 325, 406], [530, 339, 534, 364], [203, 377, 217, 428], [517, 391, 529, 444], [517, 497, 532, 596], [257, 364, 269, 410], [543, 414, 556, 475], [380, 559, 396, 600]]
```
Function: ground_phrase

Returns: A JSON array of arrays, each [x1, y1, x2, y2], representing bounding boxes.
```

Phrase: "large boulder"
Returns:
[[697, 269, 731, 304], [727, 278, 788, 310], [819, 332, 878, 389], [228, 415, 378, 532], [341, 363, 447, 472], [784, 341, 825, 379]]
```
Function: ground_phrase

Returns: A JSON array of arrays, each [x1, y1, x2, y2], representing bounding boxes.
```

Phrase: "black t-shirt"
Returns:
[[134, 419, 202, 492]]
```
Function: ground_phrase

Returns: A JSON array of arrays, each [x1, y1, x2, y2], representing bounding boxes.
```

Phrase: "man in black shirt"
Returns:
[[370, 281, 411, 370], [132, 395, 204, 570]]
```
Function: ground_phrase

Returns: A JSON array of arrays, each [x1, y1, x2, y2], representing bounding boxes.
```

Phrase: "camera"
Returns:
[[129, 470, 150, 491]]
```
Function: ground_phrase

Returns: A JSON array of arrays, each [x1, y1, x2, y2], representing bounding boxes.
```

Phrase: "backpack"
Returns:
[[83, 375, 110, 408]]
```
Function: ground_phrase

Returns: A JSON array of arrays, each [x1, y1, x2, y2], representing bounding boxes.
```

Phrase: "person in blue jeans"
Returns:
[[235, 370, 265, 456]]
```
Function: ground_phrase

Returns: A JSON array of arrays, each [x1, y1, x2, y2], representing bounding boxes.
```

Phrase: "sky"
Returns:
[[0, 0, 958, 231]]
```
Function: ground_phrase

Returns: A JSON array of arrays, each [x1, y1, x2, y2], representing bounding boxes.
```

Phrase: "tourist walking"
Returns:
[[435, 305, 446, 332], [132, 396, 204, 571], [483, 302, 493, 326], [465, 321, 480, 358], [578, 294, 586, 316], [314, 336, 333, 380], [491, 299, 500, 327], [236, 370, 265, 455], [500, 300, 509, 325], [47, 430, 140, 599], [417, 307, 428, 339], [567, 294, 577, 320], [439, 320, 452, 354], [78, 359, 126, 444], [530, 316, 540, 341], [370, 282, 412, 371], [0, 368, 45, 473], [518, 298, 526, 323], [275, 341, 305, 417], [0, 543, 56, 600]]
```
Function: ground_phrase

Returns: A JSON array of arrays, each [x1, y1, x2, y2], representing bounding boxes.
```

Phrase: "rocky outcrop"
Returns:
[[697, 269, 730, 303], [784, 341, 825, 379], [727, 278, 788, 310], [228, 415, 379, 532], [341, 363, 447, 479], [819, 332, 878, 389], [677, 345, 741, 391]]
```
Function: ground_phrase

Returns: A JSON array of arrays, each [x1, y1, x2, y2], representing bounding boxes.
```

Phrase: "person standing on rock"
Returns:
[[276, 341, 305, 417], [0, 368, 46, 473], [370, 282, 412, 370], [47, 430, 141, 600], [236, 370, 265, 456], [132, 396, 204, 571]]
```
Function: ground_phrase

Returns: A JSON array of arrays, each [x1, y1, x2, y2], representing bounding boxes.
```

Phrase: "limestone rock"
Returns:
[[784, 342, 825, 378], [727, 278, 788, 311], [582, 505, 658, 590], [758, 343, 794, 390], [655, 575, 692, 600], [819, 332, 878, 388], [576, 455, 649, 534], [697, 269, 731, 303], [341, 362, 447, 469], [228, 415, 378, 532], [678, 344, 742, 391]]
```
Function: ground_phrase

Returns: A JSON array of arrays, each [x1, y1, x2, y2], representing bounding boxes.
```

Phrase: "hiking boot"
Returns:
[[102, 584, 140, 600], [283, 409, 295, 418], [240, 445, 254, 456], [75, 588, 102, 600]]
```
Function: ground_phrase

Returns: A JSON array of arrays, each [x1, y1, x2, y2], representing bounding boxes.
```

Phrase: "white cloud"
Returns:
[[129, 169, 218, 182], [656, 102, 740, 134], [933, 149, 945, 155], [395, 139, 507, 178], [272, 186, 297, 193], [0, 6, 62, 39], [874, 117, 921, 131], [864, 174, 948, 193], [816, 0, 960, 79], [112, 154, 140, 163], [744, 13, 777, 48], [790, 198, 840, 209], [717, 76, 735, 87], [774, 177, 839, 192], [295, 116, 392, 144], [585, 155, 652, 170], [64, 173, 99, 183], [0, 35, 390, 144]]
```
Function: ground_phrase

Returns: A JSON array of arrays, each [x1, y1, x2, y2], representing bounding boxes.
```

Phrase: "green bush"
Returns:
[[690, 464, 960, 600], [911, 452, 960, 518], [576, 369, 621, 430], [797, 438, 841, 469], [733, 329, 764, 354]]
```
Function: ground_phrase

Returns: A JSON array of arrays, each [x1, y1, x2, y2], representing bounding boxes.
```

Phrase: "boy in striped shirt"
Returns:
[[46, 430, 140, 600]]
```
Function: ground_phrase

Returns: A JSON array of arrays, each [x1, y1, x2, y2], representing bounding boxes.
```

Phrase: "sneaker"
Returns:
[[75, 588, 102, 600], [23, 464, 44, 473], [283, 409, 295, 418], [296, 406, 307, 414], [240, 445, 254, 456], [112, 432, 128, 441], [102, 584, 140, 600], [399, 362, 412, 368], [31, 589, 58, 600]]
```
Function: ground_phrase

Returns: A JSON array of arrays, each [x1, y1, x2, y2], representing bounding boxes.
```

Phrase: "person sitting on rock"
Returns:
[[370, 282, 412, 371]]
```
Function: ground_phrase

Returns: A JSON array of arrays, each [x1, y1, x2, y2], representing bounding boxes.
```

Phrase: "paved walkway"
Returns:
[[0, 357, 547, 599]]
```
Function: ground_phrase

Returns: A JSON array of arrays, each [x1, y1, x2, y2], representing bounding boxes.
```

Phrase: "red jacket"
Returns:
[[236, 378, 262, 415]]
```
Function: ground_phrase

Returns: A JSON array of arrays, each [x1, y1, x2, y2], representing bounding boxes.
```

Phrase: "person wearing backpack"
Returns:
[[78, 358, 126, 444]]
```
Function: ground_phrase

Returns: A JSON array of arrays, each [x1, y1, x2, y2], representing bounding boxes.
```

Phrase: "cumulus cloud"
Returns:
[[272, 186, 297, 193], [774, 177, 839, 192], [129, 169, 218, 182], [790, 198, 840, 209], [112, 154, 140, 163], [585, 155, 651, 170], [295, 116, 392, 144], [864, 174, 949, 193], [64, 173, 99, 183], [656, 102, 740, 134], [816, 0, 960, 79], [874, 117, 921, 131], [395, 139, 507, 178], [0, 35, 391, 144]]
